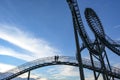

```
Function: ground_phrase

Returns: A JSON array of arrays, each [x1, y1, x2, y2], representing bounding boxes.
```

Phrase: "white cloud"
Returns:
[[39, 78, 48, 80], [0, 24, 61, 61], [0, 63, 15, 72], [47, 65, 79, 79], [58, 66, 79, 76], [0, 46, 34, 61], [46, 66, 105, 80]]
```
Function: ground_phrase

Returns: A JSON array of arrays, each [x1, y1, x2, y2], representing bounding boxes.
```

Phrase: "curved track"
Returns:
[[67, 0, 120, 56], [67, 0, 105, 55], [0, 56, 120, 80], [85, 8, 120, 56]]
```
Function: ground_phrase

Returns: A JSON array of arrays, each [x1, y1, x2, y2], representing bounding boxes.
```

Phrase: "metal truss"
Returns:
[[0, 56, 120, 80], [66, 0, 120, 80]]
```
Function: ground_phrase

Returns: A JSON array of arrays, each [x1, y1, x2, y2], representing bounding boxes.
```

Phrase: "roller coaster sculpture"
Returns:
[[0, 0, 120, 80], [67, 0, 120, 80]]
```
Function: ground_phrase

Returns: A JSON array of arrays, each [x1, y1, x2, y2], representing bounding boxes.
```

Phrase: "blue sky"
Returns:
[[0, 0, 120, 80]]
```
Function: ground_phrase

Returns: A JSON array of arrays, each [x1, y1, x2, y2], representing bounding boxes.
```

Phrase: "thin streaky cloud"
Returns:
[[0, 46, 34, 61], [58, 66, 79, 77], [0, 24, 61, 59], [47, 65, 79, 78], [113, 25, 120, 29], [0, 63, 15, 72]]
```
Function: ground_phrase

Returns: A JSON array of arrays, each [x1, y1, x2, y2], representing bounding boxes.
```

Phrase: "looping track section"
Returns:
[[85, 8, 120, 56], [67, 0, 106, 55]]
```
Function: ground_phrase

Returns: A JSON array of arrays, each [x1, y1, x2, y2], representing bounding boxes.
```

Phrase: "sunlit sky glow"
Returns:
[[0, 0, 120, 80]]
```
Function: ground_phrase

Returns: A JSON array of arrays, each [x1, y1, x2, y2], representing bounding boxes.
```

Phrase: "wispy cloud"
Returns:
[[46, 65, 79, 80], [0, 63, 15, 72], [46, 66, 104, 80], [113, 25, 120, 29], [58, 66, 79, 76], [0, 46, 34, 61], [0, 24, 61, 61]]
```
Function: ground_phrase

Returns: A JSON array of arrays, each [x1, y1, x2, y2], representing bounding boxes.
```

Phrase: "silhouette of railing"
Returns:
[[0, 56, 120, 80]]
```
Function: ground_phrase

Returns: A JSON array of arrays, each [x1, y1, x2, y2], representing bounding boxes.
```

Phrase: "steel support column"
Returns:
[[73, 16, 85, 80], [28, 71, 31, 80]]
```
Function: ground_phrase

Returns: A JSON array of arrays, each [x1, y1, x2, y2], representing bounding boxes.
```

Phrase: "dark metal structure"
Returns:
[[0, 56, 120, 80], [66, 0, 120, 80]]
